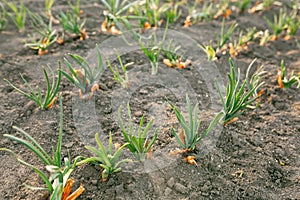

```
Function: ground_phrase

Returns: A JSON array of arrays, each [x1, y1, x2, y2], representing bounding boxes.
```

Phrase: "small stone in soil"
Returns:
[[139, 89, 148, 95], [134, 111, 143, 117], [167, 177, 175, 188], [115, 183, 124, 196], [64, 142, 74, 148], [174, 183, 187, 194], [164, 187, 172, 196], [91, 180, 98, 185]]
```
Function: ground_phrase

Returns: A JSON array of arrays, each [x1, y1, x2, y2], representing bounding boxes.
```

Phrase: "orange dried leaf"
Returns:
[[163, 59, 173, 67], [57, 37, 64, 45], [182, 59, 191, 69], [270, 35, 278, 41], [80, 29, 88, 40], [46, 97, 58, 109], [179, 129, 185, 145], [224, 117, 238, 126], [258, 90, 264, 97], [91, 84, 99, 92], [110, 25, 121, 35], [65, 184, 85, 200], [38, 49, 48, 56], [158, 19, 164, 27], [185, 156, 197, 165], [146, 144, 153, 159], [184, 16, 192, 27], [79, 10, 84, 16], [277, 71, 284, 88], [222, 9, 232, 18], [169, 148, 188, 155], [144, 22, 151, 30], [114, 143, 121, 150], [62, 178, 75, 200], [101, 21, 108, 32]]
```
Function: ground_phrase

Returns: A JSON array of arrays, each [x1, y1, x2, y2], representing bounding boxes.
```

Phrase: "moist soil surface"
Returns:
[[0, 1, 300, 200]]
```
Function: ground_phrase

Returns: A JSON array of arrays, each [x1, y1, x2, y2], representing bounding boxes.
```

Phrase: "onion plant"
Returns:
[[278, 60, 300, 89], [162, 39, 190, 69], [263, 0, 274, 10], [0, 96, 84, 200], [245, 59, 266, 97], [139, 24, 168, 75], [216, 19, 238, 51], [25, 11, 57, 55], [132, 0, 170, 28], [230, 27, 257, 57], [187, 1, 214, 23], [118, 103, 158, 162], [60, 44, 103, 99], [0, 2, 7, 32], [4, 63, 61, 110], [200, 20, 237, 61], [216, 58, 264, 125], [107, 49, 133, 88], [199, 43, 216, 61], [68, 0, 82, 18], [59, 9, 87, 40], [264, 9, 288, 39], [5, 0, 27, 32], [162, 39, 181, 64], [235, 0, 252, 13], [77, 132, 131, 182], [45, 0, 54, 18], [168, 94, 223, 151], [285, 5, 300, 37], [164, 1, 182, 24], [100, 0, 140, 34], [139, 33, 161, 75]]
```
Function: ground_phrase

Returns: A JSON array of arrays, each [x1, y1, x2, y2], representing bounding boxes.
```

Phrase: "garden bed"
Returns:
[[0, 0, 299, 199]]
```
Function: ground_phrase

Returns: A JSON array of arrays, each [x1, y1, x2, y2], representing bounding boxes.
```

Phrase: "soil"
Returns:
[[0, 1, 300, 200]]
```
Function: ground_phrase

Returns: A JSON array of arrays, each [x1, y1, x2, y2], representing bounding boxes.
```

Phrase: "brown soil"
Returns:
[[0, 1, 299, 200]]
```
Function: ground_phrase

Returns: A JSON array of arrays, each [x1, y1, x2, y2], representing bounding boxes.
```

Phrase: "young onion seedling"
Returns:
[[4, 63, 61, 110], [59, 9, 87, 41], [107, 50, 133, 88], [235, 0, 252, 13], [5, 0, 27, 32], [139, 24, 168, 75], [0, 2, 7, 32], [216, 58, 264, 125], [25, 11, 57, 55], [139, 33, 162, 75], [132, 0, 170, 29], [264, 9, 288, 39], [77, 132, 131, 182], [45, 0, 59, 24], [162, 39, 191, 69], [229, 27, 257, 57], [60, 45, 103, 99], [199, 42, 216, 61], [164, 1, 182, 24], [118, 103, 158, 162], [277, 60, 300, 89], [186, 1, 214, 24], [100, 0, 140, 35], [68, 0, 83, 18], [168, 94, 223, 151], [245, 59, 266, 108], [216, 19, 238, 51], [0, 96, 84, 200]]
